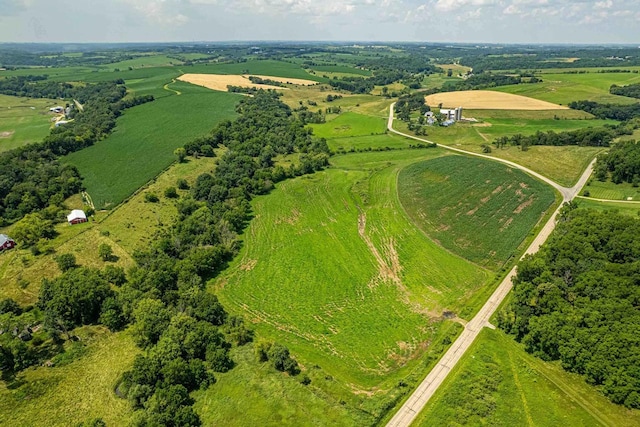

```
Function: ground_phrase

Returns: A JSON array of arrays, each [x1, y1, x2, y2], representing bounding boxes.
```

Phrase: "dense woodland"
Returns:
[[499, 207, 640, 409], [0, 80, 153, 225], [594, 140, 640, 184]]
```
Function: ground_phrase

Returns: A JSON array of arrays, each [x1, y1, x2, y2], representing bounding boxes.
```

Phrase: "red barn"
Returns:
[[67, 209, 88, 225], [0, 234, 16, 251]]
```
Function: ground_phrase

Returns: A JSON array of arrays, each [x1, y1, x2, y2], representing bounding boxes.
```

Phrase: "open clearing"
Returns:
[[415, 329, 640, 426], [0, 94, 60, 152], [178, 73, 317, 92], [398, 155, 556, 270], [425, 90, 567, 110], [215, 149, 492, 419]]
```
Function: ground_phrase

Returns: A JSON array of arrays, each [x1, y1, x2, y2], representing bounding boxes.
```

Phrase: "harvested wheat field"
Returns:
[[425, 90, 567, 110], [177, 74, 317, 92]]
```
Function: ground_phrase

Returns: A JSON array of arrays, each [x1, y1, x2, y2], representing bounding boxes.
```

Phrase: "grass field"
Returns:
[[0, 94, 59, 152], [582, 179, 640, 201], [215, 149, 493, 402], [395, 118, 604, 187], [309, 112, 387, 139], [494, 72, 640, 105], [63, 83, 241, 209], [0, 327, 137, 427], [425, 90, 567, 110], [326, 134, 414, 152], [398, 155, 556, 270], [575, 197, 640, 217], [415, 329, 640, 426], [308, 64, 372, 76], [194, 345, 364, 426]]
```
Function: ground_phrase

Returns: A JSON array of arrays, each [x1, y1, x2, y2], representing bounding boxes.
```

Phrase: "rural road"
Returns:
[[385, 103, 594, 427]]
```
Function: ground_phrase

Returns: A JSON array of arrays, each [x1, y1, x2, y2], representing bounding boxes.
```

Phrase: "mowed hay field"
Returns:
[[64, 83, 241, 209], [309, 111, 387, 139], [215, 149, 493, 410], [178, 73, 317, 92], [398, 156, 556, 270], [415, 329, 640, 427], [425, 90, 567, 110]]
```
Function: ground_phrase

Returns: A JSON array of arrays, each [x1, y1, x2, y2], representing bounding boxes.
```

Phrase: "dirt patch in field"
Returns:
[[0, 131, 14, 138], [425, 90, 568, 110], [240, 259, 257, 271], [177, 73, 317, 92], [472, 122, 492, 127], [514, 196, 535, 214]]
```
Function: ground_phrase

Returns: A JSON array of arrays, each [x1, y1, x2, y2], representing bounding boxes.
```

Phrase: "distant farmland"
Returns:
[[64, 83, 241, 209]]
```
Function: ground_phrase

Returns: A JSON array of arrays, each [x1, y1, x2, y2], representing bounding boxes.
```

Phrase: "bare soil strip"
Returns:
[[425, 90, 567, 110]]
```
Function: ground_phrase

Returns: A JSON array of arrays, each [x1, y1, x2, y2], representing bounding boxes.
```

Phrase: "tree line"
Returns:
[[610, 83, 640, 99], [569, 100, 640, 121], [499, 206, 640, 409], [492, 126, 622, 151]]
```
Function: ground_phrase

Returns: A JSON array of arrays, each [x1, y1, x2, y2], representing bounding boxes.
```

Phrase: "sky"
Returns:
[[1, 0, 639, 44]]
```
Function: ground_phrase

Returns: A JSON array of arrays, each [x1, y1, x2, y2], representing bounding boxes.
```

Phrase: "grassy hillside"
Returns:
[[494, 72, 640, 105], [309, 112, 387, 139], [398, 155, 556, 270], [215, 148, 493, 418], [63, 83, 241, 209], [415, 329, 640, 426]]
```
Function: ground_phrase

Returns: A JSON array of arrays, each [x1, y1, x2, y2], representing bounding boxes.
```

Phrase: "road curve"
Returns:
[[386, 103, 595, 427]]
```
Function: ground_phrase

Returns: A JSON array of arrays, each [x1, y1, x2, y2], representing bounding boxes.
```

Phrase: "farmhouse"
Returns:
[[0, 234, 16, 251], [67, 209, 87, 225]]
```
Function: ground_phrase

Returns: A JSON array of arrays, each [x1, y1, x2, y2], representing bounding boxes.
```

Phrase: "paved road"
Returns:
[[386, 103, 595, 427]]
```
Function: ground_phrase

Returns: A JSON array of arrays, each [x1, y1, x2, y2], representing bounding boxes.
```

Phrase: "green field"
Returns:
[[398, 156, 556, 270], [185, 60, 326, 82], [215, 149, 493, 416], [309, 64, 372, 76], [309, 112, 387, 139], [494, 72, 640, 105], [415, 329, 640, 426], [575, 197, 640, 216], [326, 134, 415, 152], [395, 117, 605, 187], [63, 83, 241, 209], [0, 327, 137, 427], [0, 94, 58, 152], [582, 178, 640, 201]]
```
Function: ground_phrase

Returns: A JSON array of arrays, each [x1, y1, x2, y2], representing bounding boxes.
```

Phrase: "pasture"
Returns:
[[425, 90, 567, 110], [0, 94, 58, 152], [215, 148, 492, 397], [494, 72, 640, 105], [415, 329, 640, 426], [64, 83, 241, 209], [309, 111, 387, 139], [326, 134, 414, 152], [398, 155, 556, 270], [0, 327, 137, 427]]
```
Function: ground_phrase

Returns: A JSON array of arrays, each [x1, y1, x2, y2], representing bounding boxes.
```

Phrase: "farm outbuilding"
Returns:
[[0, 234, 16, 251], [67, 209, 88, 225]]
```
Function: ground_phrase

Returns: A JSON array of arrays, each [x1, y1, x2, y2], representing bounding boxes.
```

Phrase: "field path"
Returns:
[[386, 103, 595, 427], [163, 79, 182, 95]]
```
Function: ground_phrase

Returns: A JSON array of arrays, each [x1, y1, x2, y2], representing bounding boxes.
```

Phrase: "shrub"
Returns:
[[144, 193, 159, 203], [164, 187, 178, 199], [55, 253, 77, 272]]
